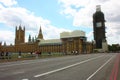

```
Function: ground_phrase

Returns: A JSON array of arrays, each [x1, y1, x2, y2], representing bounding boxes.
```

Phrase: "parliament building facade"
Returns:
[[0, 25, 93, 54]]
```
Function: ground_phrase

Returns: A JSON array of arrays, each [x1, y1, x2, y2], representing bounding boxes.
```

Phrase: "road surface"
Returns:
[[0, 53, 119, 80]]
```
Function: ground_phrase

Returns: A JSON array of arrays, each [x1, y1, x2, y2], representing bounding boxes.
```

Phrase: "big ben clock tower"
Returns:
[[93, 5, 108, 51]]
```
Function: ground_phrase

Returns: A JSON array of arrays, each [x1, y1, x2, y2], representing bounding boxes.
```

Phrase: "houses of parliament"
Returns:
[[0, 5, 109, 54], [0, 25, 93, 54]]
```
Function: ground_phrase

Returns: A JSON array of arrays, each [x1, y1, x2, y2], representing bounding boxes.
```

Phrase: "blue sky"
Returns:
[[16, 0, 73, 29], [0, 0, 120, 45]]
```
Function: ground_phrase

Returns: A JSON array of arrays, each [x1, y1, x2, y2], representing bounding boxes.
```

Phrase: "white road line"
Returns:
[[86, 55, 114, 80], [0, 54, 99, 68], [22, 79, 29, 80], [12, 71, 25, 75], [34, 55, 104, 77], [0, 56, 79, 68]]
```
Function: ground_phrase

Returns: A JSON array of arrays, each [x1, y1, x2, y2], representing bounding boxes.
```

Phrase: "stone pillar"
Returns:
[[79, 39, 82, 54]]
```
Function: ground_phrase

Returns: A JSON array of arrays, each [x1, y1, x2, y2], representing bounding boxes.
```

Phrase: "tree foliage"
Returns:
[[108, 44, 120, 52]]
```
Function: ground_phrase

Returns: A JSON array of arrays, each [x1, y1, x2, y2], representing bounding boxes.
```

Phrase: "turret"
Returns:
[[4, 42, 6, 46], [16, 26, 17, 32], [28, 34, 31, 43], [0, 42, 2, 46], [32, 37, 34, 42], [35, 35, 37, 42], [19, 24, 22, 30], [38, 26, 43, 39]]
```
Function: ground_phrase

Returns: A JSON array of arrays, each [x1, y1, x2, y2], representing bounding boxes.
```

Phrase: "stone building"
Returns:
[[0, 25, 93, 54]]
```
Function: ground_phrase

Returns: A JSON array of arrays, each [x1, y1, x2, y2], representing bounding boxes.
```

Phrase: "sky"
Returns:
[[0, 0, 120, 45]]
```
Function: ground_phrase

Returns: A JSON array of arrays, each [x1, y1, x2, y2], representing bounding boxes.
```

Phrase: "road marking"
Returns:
[[0, 56, 79, 68], [12, 71, 25, 75], [86, 55, 114, 80], [0, 54, 99, 68], [22, 79, 29, 80], [34, 55, 104, 77]]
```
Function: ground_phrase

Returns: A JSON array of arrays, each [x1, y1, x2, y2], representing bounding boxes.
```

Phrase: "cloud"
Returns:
[[0, 0, 17, 7], [59, 0, 120, 44], [86, 31, 93, 41], [0, 0, 70, 45], [0, 30, 14, 45]]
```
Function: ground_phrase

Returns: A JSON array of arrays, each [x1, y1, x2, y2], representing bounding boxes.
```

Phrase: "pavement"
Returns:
[[0, 53, 119, 80]]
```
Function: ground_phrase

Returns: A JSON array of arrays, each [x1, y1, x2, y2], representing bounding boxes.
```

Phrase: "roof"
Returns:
[[60, 30, 85, 38], [39, 39, 62, 46]]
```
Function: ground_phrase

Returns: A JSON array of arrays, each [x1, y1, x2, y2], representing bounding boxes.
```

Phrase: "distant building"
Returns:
[[0, 25, 93, 54], [93, 5, 108, 52]]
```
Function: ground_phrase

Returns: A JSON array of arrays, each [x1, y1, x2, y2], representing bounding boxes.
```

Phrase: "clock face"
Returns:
[[96, 22, 102, 27]]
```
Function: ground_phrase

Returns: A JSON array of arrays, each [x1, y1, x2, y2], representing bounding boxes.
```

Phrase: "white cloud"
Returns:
[[0, 0, 70, 45], [0, 30, 14, 45], [42, 25, 70, 40], [106, 22, 120, 44], [86, 31, 93, 42], [59, 0, 120, 44], [0, 0, 17, 7]]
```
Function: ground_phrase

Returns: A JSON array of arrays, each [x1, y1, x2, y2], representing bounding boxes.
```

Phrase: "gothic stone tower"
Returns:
[[93, 5, 107, 49], [15, 25, 25, 45]]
